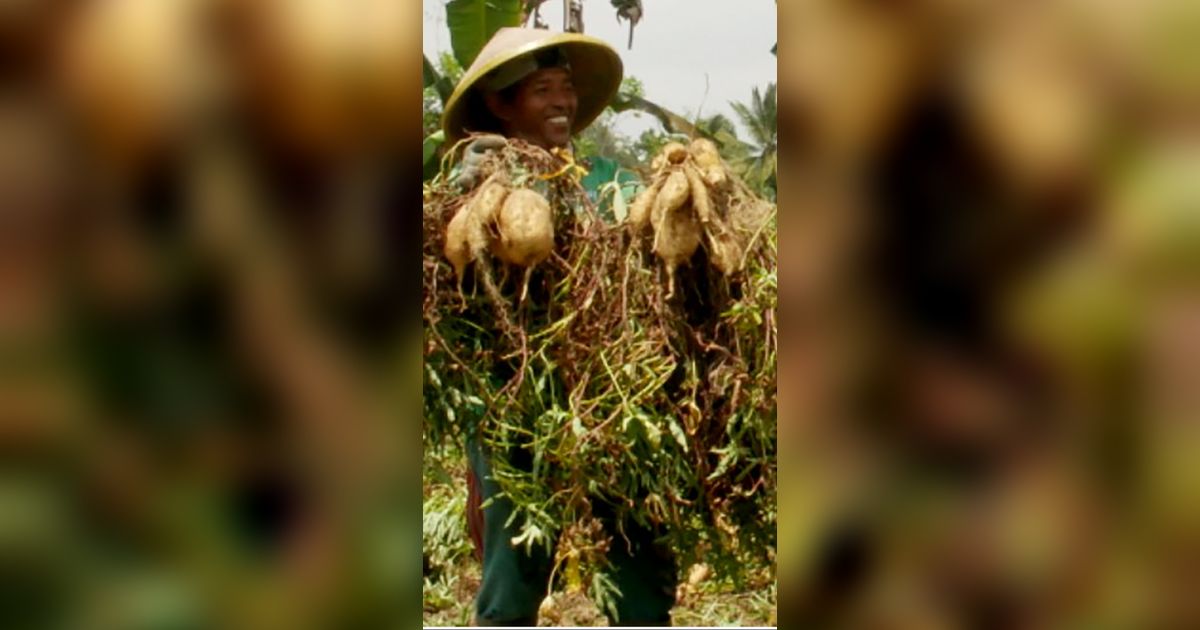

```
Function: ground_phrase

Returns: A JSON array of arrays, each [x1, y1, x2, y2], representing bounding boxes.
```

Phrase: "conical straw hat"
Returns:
[[442, 27, 623, 144]]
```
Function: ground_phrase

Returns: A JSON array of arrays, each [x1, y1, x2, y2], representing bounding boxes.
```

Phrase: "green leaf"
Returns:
[[706, 445, 738, 481], [590, 571, 622, 623], [423, 54, 455, 104], [510, 522, 549, 554], [423, 130, 445, 165], [667, 417, 688, 452], [581, 157, 642, 223], [445, 0, 524, 70], [612, 181, 628, 222], [423, 130, 445, 182], [639, 414, 662, 449]]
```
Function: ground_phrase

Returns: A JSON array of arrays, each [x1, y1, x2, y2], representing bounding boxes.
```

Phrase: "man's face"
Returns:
[[490, 67, 578, 149]]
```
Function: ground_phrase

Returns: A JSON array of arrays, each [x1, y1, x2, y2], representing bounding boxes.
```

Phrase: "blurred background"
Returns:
[[7, 0, 1200, 626], [1, 0, 424, 627], [777, 0, 1200, 627]]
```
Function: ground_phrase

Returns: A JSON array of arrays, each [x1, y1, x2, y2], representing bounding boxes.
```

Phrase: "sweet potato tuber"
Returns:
[[663, 142, 689, 165], [627, 176, 664, 232], [684, 163, 713, 224], [689, 138, 721, 170], [444, 205, 473, 282], [649, 169, 699, 299], [443, 178, 508, 288], [651, 169, 691, 229], [493, 188, 554, 268], [653, 199, 702, 300], [689, 137, 728, 188]]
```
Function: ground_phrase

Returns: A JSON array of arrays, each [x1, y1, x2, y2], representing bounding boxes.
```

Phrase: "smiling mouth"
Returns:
[[547, 115, 570, 126]]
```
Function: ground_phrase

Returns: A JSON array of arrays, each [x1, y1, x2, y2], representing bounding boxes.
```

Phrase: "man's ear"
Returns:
[[483, 91, 512, 122]]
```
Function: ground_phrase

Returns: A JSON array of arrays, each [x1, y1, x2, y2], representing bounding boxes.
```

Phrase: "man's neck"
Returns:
[[507, 130, 570, 153]]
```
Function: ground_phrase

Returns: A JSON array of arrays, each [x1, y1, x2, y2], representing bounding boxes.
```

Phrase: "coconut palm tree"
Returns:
[[695, 113, 748, 162], [730, 82, 777, 198]]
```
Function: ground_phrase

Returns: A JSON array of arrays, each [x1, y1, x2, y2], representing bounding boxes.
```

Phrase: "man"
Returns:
[[439, 27, 678, 626]]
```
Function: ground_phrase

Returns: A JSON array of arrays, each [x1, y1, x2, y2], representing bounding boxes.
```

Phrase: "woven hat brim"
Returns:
[[441, 32, 623, 145]]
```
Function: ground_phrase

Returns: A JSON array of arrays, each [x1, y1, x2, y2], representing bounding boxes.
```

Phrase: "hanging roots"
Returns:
[[423, 134, 777, 590]]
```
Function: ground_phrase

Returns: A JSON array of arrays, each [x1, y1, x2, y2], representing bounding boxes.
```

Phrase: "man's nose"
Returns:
[[548, 89, 572, 110]]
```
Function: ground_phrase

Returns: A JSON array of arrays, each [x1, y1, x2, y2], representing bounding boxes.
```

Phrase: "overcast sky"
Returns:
[[423, 0, 777, 141]]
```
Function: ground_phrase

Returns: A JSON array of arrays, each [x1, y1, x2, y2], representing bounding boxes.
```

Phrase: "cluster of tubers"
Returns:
[[444, 171, 555, 303], [627, 138, 746, 298], [442, 136, 760, 305]]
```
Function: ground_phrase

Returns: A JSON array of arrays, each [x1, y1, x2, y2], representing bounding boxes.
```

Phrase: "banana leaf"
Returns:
[[445, 0, 524, 70]]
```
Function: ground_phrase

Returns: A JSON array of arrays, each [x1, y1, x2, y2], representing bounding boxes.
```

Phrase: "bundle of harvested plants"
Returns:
[[423, 135, 777, 600]]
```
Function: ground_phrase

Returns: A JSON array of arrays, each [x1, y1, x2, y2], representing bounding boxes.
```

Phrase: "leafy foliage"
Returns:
[[695, 114, 743, 154], [632, 128, 671, 164], [422, 446, 776, 626], [729, 83, 777, 200], [445, 0, 525, 70], [574, 78, 658, 173], [423, 53, 465, 180], [423, 140, 777, 605], [619, 76, 646, 100], [574, 111, 639, 171]]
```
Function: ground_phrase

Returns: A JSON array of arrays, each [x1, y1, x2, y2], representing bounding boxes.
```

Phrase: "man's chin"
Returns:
[[544, 124, 572, 147]]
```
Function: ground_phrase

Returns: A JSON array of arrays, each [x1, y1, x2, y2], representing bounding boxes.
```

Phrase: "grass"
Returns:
[[422, 447, 776, 627]]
